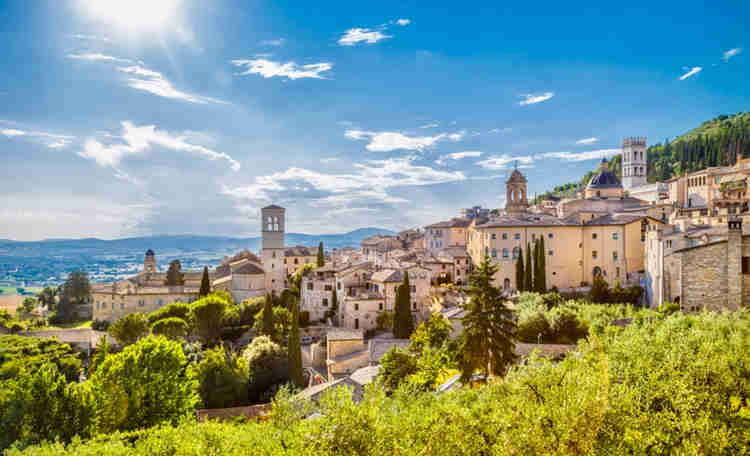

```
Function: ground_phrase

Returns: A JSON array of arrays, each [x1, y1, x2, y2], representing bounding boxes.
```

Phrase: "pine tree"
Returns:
[[538, 237, 547, 293], [524, 242, 533, 292], [199, 266, 211, 297], [261, 293, 275, 338], [287, 296, 304, 388], [393, 271, 414, 338], [317, 242, 325, 267], [515, 246, 525, 292], [457, 255, 516, 382]]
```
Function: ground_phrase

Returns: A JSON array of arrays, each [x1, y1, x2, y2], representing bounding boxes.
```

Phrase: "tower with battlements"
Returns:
[[622, 137, 647, 190], [261, 205, 286, 294]]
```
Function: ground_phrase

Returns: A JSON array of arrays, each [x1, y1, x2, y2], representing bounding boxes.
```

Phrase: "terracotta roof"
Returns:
[[425, 217, 472, 229], [370, 269, 403, 283], [285, 245, 314, 256], [233, 262, 265, 275], [583, 213, 650, 226], [327, 329, 364, 341]]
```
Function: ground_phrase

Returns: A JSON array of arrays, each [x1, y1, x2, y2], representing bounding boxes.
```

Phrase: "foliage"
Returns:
[[458, 255, 516, 382], [317, 241, 325, 267], [58, 270, 91, 322], [188, 345, 249, 409], [537, 237, 546, 293], [516, 310, 552, 343], [659, 301, 681, 315], [515, 244, 525, 292], [89, 336, 198, 434], [393, 271, 414, 338], [88, 335, 110, 376], [0, 363, 93, 451], [409, 312, 452, 355], [199, 266, 211, 297], [36, 286, 57, 311], [91, 319, 110, 331], [255, 301, 292, 342], [151, 317, 189, 340], [524, 241, 533, 292], [260, 293, 275, 338], [211, 289, 235, 306], [108, 312, 150, 346], [325, 288, 338, 324], [0, 335, 81, 382], [21, 297, 38, 314], [163, 260, 185, 286], [299, 310, 310, 327], [0, 309, 11, 328], [237, 297, 264, 326], [287, 296, 304, 388], [146, 301, 190, 324], [12, 312, 750, 456], [375, 311, 394, 330], [190, 295, 230, 346], [242, 335, 289, 403], [378, 346, 418, 393], [589, 274, 610, 303]]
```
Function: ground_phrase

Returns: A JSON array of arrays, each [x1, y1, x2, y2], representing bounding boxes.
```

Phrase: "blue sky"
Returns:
[[0, 0, 748, 240]]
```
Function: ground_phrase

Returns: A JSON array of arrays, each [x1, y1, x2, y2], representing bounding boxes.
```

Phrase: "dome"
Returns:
[[586, 170, 622, 189], [145, 249, 155, 256]]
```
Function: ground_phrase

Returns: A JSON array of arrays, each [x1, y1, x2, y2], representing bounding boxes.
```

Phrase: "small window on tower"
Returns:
[[743, 257, 750, 275]]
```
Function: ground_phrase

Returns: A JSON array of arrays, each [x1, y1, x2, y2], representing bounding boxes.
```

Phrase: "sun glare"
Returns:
[[81, 0, 181, 29]]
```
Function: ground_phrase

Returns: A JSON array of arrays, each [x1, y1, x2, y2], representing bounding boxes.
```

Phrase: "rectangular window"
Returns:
[[613, 251, 618, 261], [592, 233, 598, 239], [743, 257, 750, 274], [612, 233, 618, 240], [548, 233, 553, 239], [354, 303, 359, 311], [491, 233, 496, 240], [592, 250, 598, 259], [120, 302, 125, 310], [324, 284, 332, 291], [322, 298, 328, 307], [548, 250, 553, 256], [616, 267, 620, 277], [307, 283, 313, 290], [379, 303, 383, 311], [514, 233, 520, 240], [411, 285, 416, 293], [502, 233, 508, 240]]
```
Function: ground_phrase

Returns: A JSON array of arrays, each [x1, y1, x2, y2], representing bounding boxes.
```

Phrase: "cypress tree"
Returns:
[[287, 296, 304, 388], [524, 242, 533, 292], [532, 240, 540, 292], [199, 266, 211, 297], [317, 242, 325, 267], [393, 271, 414, 338], [515, 246, 525, 292], [329, 288, 338, 325], [538, 237, 547, 293], [261, 293, 275, 338]]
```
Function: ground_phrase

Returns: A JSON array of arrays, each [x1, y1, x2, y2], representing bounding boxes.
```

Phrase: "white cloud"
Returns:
[[436, 151, 482, 165], [477, 154, 534, 170], [679, 67, 702, 80], [576, 137, 599, 145], [396, 19, 411, 26], [118, 65, 227, 104], [338, 28, 390, 46], [260, 38, 285, 46], [345, 129, 464, 152], [540, 149, 619, 162], [1, 129, 26, 137], [723, 48, 742, 61], [222, 157, 464, 208], [519, 92, 554, 106], [489, 127, 512, 134], [78, 121, 240, 171], [231, 59, 332, 80], [69, 34, 110, 42], [67, 53, 132, 63], [320, 157, 338, 163], [419, 123, 439, 129]]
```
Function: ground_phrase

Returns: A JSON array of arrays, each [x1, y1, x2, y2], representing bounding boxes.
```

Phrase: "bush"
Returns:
[[89, 336, 197, 434], [151, 317, 189, 340], [190, 296, 230, 346], [659, 301, 681, 315], [189, 346, 249, 409], [0, 335, 82, 382], [237, 297, 264, 326], [220, 324, 252, 342], [548, 307, 588, 344], [516, 311, 552, 343], [91, 319, 110, 331], [242, 336, 288, 403], [376, 311, 394, 330], [541, 292, 564, 309], [588, 275, 610, 303], [108, 312, 150, 346], [147, 302, 191, 325]]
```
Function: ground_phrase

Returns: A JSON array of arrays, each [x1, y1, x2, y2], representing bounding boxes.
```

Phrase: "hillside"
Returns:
[[536, 112, 750, 203]]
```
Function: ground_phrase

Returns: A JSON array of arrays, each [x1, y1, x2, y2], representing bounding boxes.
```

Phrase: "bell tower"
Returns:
[[505, 164, 529, 216], [622, 137, 647, 190], [144, 249, 156, 273], [261, 205, 286, 294]]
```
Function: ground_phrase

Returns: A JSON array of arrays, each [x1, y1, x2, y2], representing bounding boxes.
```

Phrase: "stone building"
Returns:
[[284, 245, 317, 276], [622, 137, 648, 190], [505, 168, 529, 216], [424, 218, 471, 254], [645, 218, 749, 311]]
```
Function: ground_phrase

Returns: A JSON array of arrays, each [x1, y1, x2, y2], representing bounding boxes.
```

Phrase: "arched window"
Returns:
[[502, 248, 509, 258], [266, 216, 273, 231], [503, 278, 510, 289], [491, 248, 497, 258]]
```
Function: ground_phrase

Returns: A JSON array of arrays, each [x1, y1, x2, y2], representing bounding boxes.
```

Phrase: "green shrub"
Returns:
[[147, 302, 191, 325], [190, 296, 230, 346], [659, 301, 681, 315], [151, 317, 189, 340], [242, 336, 288, 403], [0, 335, 81, 382], [548, 307, 588, 344], [89, 335, 198, 434], [108, 312, 150, 346], [91, 319, 110, 331], [188, 346, 249, 409], [237, 297, 264, 326], [516, 311, 552, 343]]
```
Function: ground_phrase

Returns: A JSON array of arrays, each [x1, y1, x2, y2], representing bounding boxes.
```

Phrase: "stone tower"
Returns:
[[144, 249, 156, 273], [505, 166, 529, 216], [622, 137, 647, 190], [261, 204, 286, 294]]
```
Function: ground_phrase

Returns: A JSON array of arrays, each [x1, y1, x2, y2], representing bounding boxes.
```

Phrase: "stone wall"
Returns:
[[679, 241, 729, 312]]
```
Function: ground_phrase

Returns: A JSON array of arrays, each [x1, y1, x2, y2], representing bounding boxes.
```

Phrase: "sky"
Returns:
[[0, 0, 748, 241]]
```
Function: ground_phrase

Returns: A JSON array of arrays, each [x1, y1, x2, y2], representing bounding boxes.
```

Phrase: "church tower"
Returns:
[[144, 249, 156, 273], [622, 137, 647, 190], [261, 205, 286, 294], [505, 165, 529, 216]]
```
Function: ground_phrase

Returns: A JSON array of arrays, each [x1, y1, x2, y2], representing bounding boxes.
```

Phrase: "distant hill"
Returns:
[[535, 112, 750, 203], [0, 228, 396, 258]]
